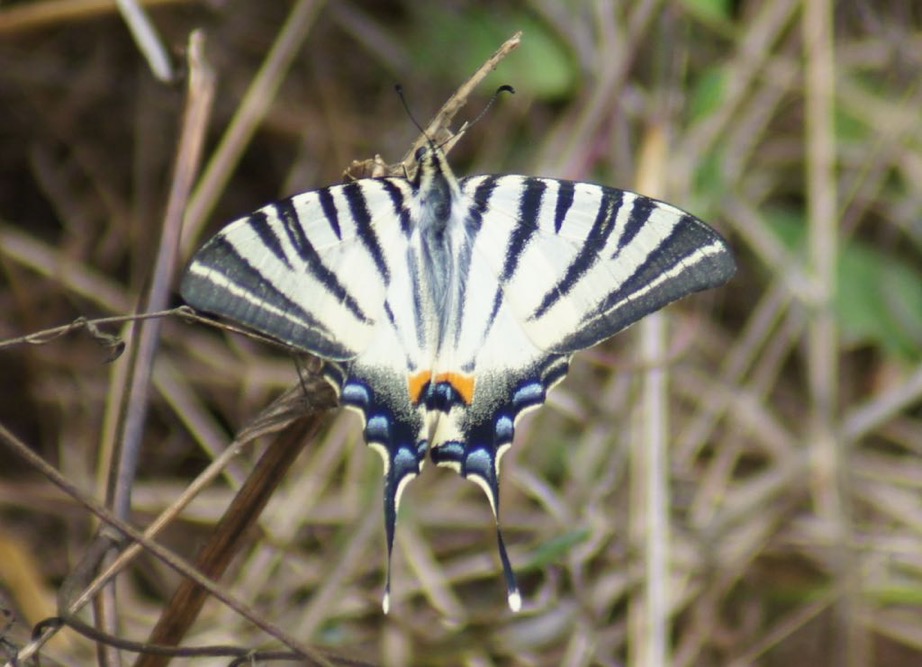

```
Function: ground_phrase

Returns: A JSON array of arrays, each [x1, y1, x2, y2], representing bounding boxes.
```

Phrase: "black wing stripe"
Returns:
[[454, 177, 501, 348], [407, 245, 427, 349], [531, 187, 624, 319], [248, 210, 292, 269], [500, 178, 544, 283], [596, 214, 734, 316], [344, 182, 391, 283], [557, 215, 735, 351], [383, 300, 400, 342], [380, 179, 414, 236], [273, 200, 311, 258], [473, 177, 546, 350], [464, 176, 499, 235], [273, 199, 373, 325], [317, 188, 343, 240], [451, 239, 473, 347], [451, 177, 505, 344], [615, 194, 654, 254], [552, 179, 575, 233]]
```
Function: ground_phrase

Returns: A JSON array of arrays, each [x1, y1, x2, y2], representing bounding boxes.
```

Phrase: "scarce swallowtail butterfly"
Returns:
[[181, 129, 735, 613]]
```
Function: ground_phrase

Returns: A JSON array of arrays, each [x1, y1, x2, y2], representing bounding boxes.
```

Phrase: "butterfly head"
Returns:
[[412, 143, 461, 227], [412, 143, 458, 184]]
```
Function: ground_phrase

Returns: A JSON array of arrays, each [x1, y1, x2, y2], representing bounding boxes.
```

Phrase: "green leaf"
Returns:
[[680, 0, 735, 30], [688, 66, 728, 125], [521, 529, 591, 571], [408, 7, 577, 100], [690, 147, 727, 216], [769, 211, 922, 360]]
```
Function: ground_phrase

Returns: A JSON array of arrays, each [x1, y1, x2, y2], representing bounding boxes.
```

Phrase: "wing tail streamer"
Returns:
[[341, 374, 427, 613], [429, 356, 570, 611]]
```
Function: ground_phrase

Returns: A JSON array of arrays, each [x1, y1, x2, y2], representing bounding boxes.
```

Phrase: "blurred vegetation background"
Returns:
[[1, 0, 921, 665]]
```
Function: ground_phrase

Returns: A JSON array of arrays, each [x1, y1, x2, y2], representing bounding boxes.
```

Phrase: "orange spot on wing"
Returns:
[[407, 370, 476, 406], [408, 370, 432, 405], [435, 372, 475, 406]]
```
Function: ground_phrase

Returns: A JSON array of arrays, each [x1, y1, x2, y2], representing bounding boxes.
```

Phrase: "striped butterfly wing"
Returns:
[[181, 178, 437, 613], [181, 179, 414, 360], [463, 175, 735, 355], [423, 174, 735, 610]]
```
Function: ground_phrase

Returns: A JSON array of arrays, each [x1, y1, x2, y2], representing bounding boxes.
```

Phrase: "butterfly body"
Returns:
[[181, 142, 735, 612]]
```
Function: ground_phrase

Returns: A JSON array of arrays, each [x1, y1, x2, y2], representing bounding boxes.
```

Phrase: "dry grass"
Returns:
[[2, 1, 922, 666]]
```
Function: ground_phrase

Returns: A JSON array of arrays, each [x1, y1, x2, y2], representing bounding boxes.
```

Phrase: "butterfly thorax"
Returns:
[[412, 146, 466, 356]]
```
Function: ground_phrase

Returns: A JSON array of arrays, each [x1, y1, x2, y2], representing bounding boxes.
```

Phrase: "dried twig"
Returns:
[[344, 31, 522, 181]]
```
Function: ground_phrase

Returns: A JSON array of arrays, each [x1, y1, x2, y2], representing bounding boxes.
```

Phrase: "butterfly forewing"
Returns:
[[181, 179, 420, 360], [181, 141, 735, 613], [460, 175, 735, 354]]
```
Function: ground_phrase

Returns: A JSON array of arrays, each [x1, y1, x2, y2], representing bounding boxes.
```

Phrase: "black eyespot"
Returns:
[[414, 146, 427, 162]]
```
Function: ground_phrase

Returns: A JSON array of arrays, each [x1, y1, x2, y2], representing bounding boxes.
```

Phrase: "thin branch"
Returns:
[[0, 0, 188, 35], [94, 28, 216, 665], [180, 0, 325, 256], [0, 422, 322, 665], [115, 0, 174, 82]]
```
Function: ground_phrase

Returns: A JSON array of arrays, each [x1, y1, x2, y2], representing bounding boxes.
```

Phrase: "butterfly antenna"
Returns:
[[397, 83, 515, 151], [470, 84, 516, 131], [395, 83, 429, 140], [434, 84, 515, 152]]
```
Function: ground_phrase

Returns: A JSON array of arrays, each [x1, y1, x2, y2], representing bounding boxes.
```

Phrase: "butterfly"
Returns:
[[180, 136, 735, 612]]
